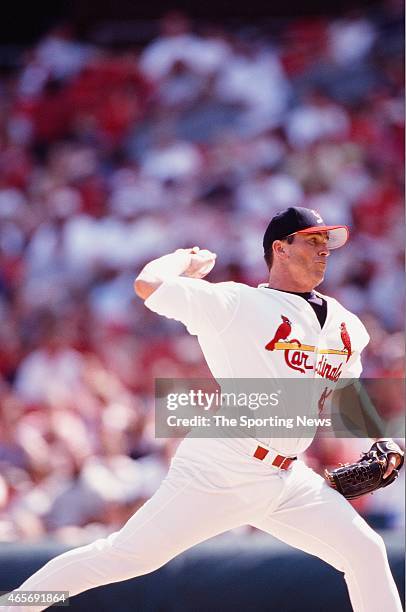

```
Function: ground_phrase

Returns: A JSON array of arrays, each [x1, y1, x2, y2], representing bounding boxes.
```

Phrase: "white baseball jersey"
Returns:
[[145, 278, 370, 456]]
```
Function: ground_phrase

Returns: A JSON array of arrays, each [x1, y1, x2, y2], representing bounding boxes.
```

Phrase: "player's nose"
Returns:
[[318, 244, 330, 257]]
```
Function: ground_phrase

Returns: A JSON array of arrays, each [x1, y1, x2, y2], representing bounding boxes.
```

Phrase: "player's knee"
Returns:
[[107, 540, 169, 577], [362, 532, 387, 563], [346, 529, 387, 568]]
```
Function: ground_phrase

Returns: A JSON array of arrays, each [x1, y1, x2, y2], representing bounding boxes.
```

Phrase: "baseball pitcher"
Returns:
[[5, 207, 404, 612]]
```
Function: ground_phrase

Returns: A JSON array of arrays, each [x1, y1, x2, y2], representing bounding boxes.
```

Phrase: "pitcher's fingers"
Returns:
[[175, 247, 199, 254], [383, 454, 397, 479]]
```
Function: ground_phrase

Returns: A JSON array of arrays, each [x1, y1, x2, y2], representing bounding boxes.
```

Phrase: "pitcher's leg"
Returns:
[[6, 461, 248, 612], [251, 463, 402, 612]]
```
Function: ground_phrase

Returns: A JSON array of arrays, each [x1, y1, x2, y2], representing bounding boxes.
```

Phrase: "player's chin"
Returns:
[[313, 268, 326, 285]]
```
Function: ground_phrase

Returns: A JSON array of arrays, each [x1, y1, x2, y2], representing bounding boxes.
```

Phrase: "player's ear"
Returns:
[[273, 240, 287, 259]]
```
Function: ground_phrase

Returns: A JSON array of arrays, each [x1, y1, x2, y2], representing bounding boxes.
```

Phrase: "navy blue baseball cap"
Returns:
[[263, 207, 349, 255]]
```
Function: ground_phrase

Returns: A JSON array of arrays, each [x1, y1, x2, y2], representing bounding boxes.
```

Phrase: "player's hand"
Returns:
[[383, 453, 402, 479], [374, 439, 404, 479], [176, 246, 217, 279]]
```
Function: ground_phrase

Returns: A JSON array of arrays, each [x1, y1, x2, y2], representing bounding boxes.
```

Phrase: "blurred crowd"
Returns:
[[0, 4, 404, 543]]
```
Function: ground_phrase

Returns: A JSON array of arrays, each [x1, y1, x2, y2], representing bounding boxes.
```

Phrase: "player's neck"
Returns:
[[267, 270, 316, 293]]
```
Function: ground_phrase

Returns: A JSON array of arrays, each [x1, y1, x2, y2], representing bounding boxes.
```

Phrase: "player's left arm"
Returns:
[[331, 316, 404, 480]]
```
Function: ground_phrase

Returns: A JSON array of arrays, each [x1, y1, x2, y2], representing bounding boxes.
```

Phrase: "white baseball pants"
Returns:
[[4, 437, 403, 612]]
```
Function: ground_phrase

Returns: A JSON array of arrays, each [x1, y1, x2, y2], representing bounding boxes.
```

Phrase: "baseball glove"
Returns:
[[324, 439, 404, 500]]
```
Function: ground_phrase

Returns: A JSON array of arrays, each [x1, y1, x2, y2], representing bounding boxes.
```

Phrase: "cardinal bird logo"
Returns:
[[265, 315, 292, 351], [340, 322, 352, 362]]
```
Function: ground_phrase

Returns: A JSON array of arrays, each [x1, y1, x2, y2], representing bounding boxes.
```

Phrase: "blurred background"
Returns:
[[0, 0, 404, 607]]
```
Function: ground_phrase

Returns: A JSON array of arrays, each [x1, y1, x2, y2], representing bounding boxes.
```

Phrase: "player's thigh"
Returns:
[[250, 462, 379, 571], [109, 456, 248, 560]]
